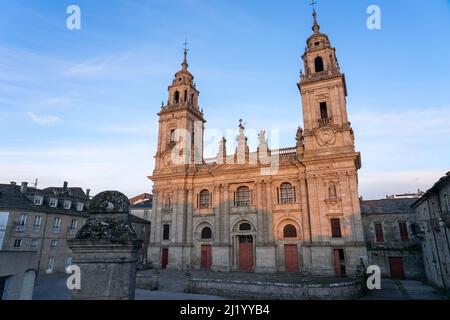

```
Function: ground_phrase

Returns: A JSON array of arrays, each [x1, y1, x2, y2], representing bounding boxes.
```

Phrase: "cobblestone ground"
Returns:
[[360, 278, 449, 300], [33, 270, 448, 300]]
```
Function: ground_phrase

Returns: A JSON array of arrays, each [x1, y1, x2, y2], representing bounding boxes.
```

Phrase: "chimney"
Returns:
[[20, 182, 28, 194], [86, 189, 91, 198], [63, 181, 68, 191], [10, 181, 16, 186]]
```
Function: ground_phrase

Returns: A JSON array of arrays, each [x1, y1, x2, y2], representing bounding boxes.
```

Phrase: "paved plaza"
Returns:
[[33, 270, 448, 300]]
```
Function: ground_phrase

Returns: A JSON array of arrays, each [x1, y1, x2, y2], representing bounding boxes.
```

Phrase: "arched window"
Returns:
[[279, 183, 294, 204], [315, 56, 324, 73], [239, 223, 252, 231], [235, 186, 251, 207], [201, 227, 212, 239], [199, 189, 211, 209], [174, 91, 180, 104], [283, 224, 297, 238], [329, 182, 337, 199]]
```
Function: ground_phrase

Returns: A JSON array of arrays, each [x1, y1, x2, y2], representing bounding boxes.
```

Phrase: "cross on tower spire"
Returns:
[[182, 39, 189, 70], [310, 1, 320, 33]]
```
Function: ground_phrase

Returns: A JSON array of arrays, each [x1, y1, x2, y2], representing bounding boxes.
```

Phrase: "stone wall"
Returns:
[[186, 277, 363, 300], [0, 251, 38, 300]]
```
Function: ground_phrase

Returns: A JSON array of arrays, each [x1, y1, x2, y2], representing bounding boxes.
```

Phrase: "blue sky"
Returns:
[[0, 0, 449, 199]]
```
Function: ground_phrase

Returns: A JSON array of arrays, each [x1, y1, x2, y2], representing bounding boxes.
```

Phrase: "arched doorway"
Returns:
[[200, 226, 213, 270], [232, 221, 256, 271], [277, 220, 302, 273], [283, 224, 299, 272]]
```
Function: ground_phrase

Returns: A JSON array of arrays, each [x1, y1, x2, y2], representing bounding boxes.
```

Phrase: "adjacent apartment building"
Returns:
[[361, 198, 424, 279], [0, 182, 90, 274], [412, 172, 450, 292], [0, 181, 152, 274]]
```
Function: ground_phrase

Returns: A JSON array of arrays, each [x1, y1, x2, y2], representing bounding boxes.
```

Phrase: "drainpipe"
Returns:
[[426, 198, 446, 290], [37, 211, 49, 275]]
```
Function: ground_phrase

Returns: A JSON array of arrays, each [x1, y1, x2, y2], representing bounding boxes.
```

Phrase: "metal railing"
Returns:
[[318, 117, 332, 126]]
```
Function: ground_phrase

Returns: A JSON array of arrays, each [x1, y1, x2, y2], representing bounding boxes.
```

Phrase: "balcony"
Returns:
[[318, 117, 332, 127]]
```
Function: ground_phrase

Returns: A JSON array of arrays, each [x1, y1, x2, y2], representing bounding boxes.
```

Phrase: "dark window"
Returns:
[[239, 223, 251, 231], [283, 224, 297, 238], [201, 227, 212, 239], [174, 91, 180, 103], [399, 222, 409, 241], [331, 219, 342, 238], [315, 56, 324, 72], [320, 102, 328, 120], [199, 190, 211, 209], [279, 183, 294, 204], [170, 129, 176, 143], [315, 41, 320, 46], [235, 186, 251, 207], [163, 224, 170, 240], [374, 223, 384, 242], [184, 90, 187, 102]]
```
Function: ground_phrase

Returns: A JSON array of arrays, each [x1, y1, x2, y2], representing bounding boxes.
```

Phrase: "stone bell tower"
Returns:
[[298, 9, 356, 159], [297, 9, 367, 276], [154, 48, 205, 172]]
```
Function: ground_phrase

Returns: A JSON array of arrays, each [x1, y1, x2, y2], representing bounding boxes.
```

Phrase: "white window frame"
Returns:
[[50, 240, 58, 248], [19, 214, 27, 227], [49, 198, 58, 208], [46, 257, 54, 274], [70, 219, 78, 231], [76, 202, 84, 212], [33, 215, 42, 231], [34, 195, 43, 206], [53, 217, 61, 232], [63, 200, 72, 210]]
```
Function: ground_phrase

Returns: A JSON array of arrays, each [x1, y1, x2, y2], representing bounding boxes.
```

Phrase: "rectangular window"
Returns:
[[46, 257, 54, 274], [19, 214, 27, 227], [63, 201, 71, 210], [70, 219, 78, 231], [76, 202, 84, 212], [320, 102, 328, 120], [163, 224, 170, 241], [374, 223, 384, 243], [31, 239, 39, 248], [13, 239, 22, 248], [399, 222, 409, 241], [170, 129, 176, 143], [50, 240, 58, 248], [53, 217, 61, 233], [49, 198, 58, 208], [331, 219, 342, 238], [66, 256, 73, 272], [34, 196, 43, 206], [33, 216, 42, 231]]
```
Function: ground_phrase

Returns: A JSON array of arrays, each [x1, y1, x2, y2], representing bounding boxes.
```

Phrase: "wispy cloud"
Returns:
[[27, 112, 61, 125]]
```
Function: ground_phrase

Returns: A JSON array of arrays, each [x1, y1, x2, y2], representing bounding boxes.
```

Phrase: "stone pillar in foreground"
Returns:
[[67, 191, 142, 300]]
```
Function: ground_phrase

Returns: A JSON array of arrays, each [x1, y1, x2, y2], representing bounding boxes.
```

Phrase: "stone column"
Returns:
[[256, 181, 264, 245], [214, 185, 222, 244], [223, 185, 230, 244], [67, 191, 142, 300], [186, 188, 193, 245], [265, 180, 274, 244]]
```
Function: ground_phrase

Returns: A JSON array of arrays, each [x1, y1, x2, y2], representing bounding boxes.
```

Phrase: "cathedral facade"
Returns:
[[147, 11, 368, 276]]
